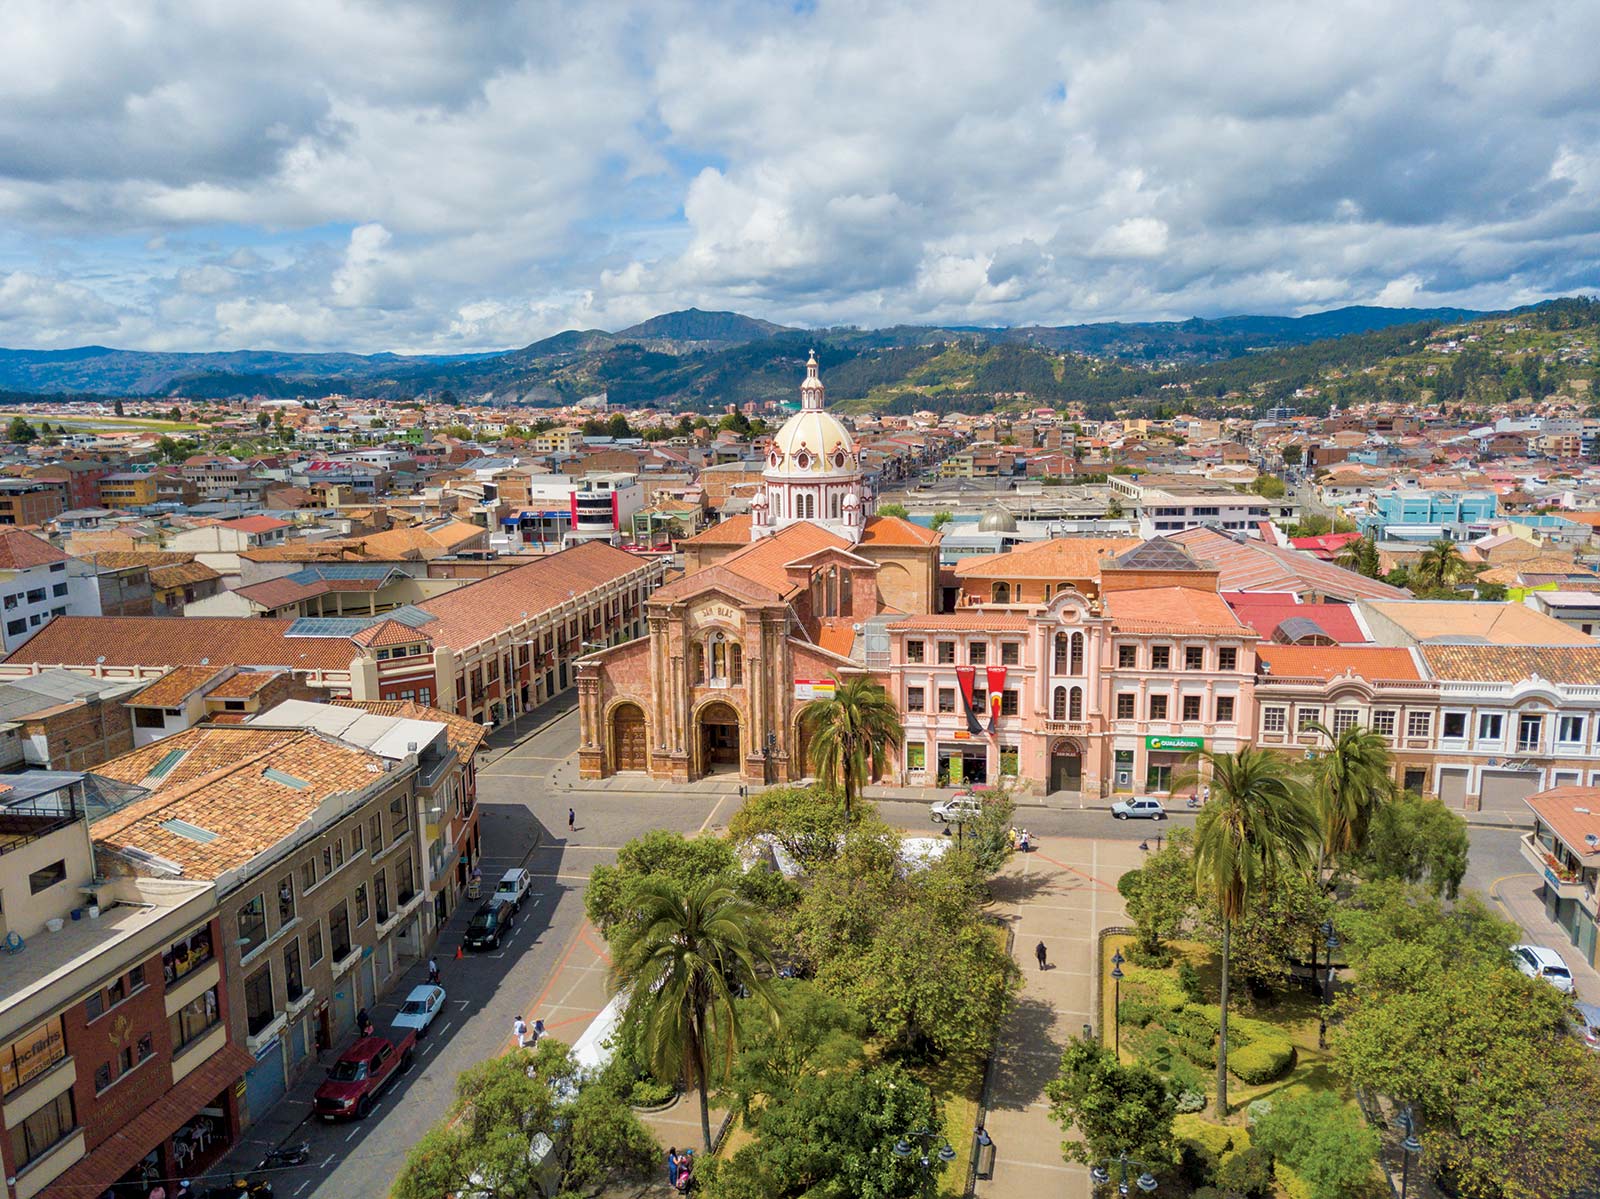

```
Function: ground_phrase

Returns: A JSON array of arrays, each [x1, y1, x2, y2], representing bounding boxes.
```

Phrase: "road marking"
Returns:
[[1036, 850, 1119, 891], [437, 1020, 454, 1037], [1487, 871, 1538, 918], [455, 999, 471, 1009], [320, 1153, 335, 1169], [698, 792, 731, 834], [295, 1183, 309, 1196], [580, 927, 612, 964], [505, 920, 594, 1054]]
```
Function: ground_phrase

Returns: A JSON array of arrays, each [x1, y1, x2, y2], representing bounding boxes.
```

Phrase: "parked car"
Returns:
[[313, 1032, 415, 1119], [495, 867, 533, 912], [464, 899, 515, 950], [1572, 1002, 1600, 1051], [930, 793, 983, 824], [391, 984, 447, 1038], [1512, 944, 1576, 994], [1111, 797, 1167, 821]]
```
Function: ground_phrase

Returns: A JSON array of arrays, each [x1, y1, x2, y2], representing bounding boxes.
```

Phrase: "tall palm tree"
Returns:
[[610, 877, 778, 1152], [1189, 748, 1319, 1116], [1334, 534, 1381, 579], [1418, 537, 1466, 592], [1307, 722, 1395, 865], [805, 675, 902, 818]]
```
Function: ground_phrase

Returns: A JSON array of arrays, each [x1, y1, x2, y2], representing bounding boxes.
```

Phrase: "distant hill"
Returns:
[[613, 308, 794, 344]]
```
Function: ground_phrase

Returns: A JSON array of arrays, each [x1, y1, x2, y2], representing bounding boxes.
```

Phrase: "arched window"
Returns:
[[1054, 632, 1069, 673], [1052, 686, 1067, 720], [1070, 632, 1085, 674], [691, 642, 706, 684], [993, 582, 1011, 603], [730, 643, 743, 685], [830, 491, 842, 519], [1069, 686, 1084, 721], [840, 568, 853, 613]]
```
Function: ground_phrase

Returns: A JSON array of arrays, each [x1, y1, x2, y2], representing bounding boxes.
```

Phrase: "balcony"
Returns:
[[1043, 720, 1091, 736], [1520, 832, 1590, 904]]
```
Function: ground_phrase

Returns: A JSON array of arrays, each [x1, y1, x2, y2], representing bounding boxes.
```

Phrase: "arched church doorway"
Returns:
[[1049, 741, 1083, 794], [698, 701, 742, 775], [610, 702, 648, 773]]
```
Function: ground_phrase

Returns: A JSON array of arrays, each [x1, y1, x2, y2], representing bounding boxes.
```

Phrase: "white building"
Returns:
[[751, 351, 873, 543], [0, 529, 101, 654]]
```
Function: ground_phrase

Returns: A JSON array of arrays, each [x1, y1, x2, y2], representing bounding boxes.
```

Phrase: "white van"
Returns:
[[495, 868, 533, 913]]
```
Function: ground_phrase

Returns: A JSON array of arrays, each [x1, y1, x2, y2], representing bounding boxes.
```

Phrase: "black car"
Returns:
[[463, 899, 515, 950]]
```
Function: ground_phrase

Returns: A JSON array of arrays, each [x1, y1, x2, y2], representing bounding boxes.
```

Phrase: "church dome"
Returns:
[[768, 410, 857, 476], [978, 507, 1018, 532]]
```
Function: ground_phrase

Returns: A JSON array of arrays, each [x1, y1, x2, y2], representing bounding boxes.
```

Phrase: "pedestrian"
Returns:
[[149, 1184, 167, 1199], [533, 1017, 545, 1039], [1036, 940, 1048, 970], [514, 1015, 528, 1048], [976, 1125, 994, 1179], [1019, 829, 1030, 853], [667, 1147, 679, 1185], [1202, 784, 1211, 804], [568, 806, 576, 833], [427, 956, 440, 985], [1009, 825, 1018, 850]]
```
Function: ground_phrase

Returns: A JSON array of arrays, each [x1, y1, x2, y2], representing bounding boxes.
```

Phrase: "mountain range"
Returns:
[[0, 303, 1484, 405]]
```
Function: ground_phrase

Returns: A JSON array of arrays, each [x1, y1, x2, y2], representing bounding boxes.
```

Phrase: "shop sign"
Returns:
[[1146, 735, 1204, 752], [793, 679, 837, 701]]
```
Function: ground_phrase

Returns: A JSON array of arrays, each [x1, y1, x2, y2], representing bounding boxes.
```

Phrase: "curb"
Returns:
[[481, 704, 576, 767]]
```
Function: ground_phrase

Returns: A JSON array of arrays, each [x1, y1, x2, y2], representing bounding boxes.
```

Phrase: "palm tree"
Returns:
[[1189, 748, 1319, 1116], [805, 675, 902, 818], [610, 877, 778, 1152], [1417, 537, 1466, 592], [1307, 722, 1394, 865], [1334, 534, 1381, 579]]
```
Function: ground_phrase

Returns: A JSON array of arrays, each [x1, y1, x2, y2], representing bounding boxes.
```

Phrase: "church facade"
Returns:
[[577, 354, 941, 783]]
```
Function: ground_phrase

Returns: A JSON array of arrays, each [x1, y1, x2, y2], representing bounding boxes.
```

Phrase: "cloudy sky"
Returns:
[[2, 0, 1597, 353]]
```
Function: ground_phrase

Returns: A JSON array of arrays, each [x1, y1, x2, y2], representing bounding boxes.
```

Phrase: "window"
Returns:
[[333, 837, 345, 868], [1149, 694, 1168, 720], [25, 589, 44, 604], [1297, 707, 1320, 732], [907, 743, 926, 771], [389, 794, 409, 838], [936, 641, 956, 665], [1185, 646, 1204, 671], [1517, 713, 1543, 750], [1000, 745, 1019, 775], [1118, 644, 1138, 669], [1001, 642, 1020, 665], [906, 639, 925, 663], [163, 927, 213, 984], [329, 901, 352, 961], [1000, 691, 1019, 716], [1069, 634, 1085, 674], [1263, 706, 1287, 733], [398, 856, 416, 905], [350, 823, 364, 855], [1333, 708, 1360, 735], [1182, 695, 1202, 721], [369, 814, 382, 856], [1151, 646, 1171, 670], [95, 1062, 113, 1092], [1478, 713, 1504, 741], [28, 859, 65, 894], [169, 986, 220, 1052], [1218, 647, 1237, 671], [1407, 711, 1433, 739], [1372, 710, 1396, 738], [355, 883, 370, 926], [1559, 715, 1586, 745], [5, 618, 23, 636], [1215, 695, 1235, 723], [133, 707, 165, 729], [375, 870, 390, 923], [1, 1018, 66, 1096], [9, 1089, 75, 1168], [51, 582, 67, 598], [277, 875, 296, 926], [907, 686, 925, 712], [130, 964, 144, 990], [245, 967, 275, 1036], [301, 859, 318, 893], [971, 687, 987, 712], [1069, 687, 1084, 721], [1116, 694, 1136, 720], [322, 845, 334, 876], [137, 1033, 153, 1063], [937, 688, 956, 714], [307, 921, 324, 967], [237, 894, 267, 952], [1442, 712, 1467, 739], [968, 641, 987, 665], [284, 941, 304, 1003], [1403, 768, 1427, 794]]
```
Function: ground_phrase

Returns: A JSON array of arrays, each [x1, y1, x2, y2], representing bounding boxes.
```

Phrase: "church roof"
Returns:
[[858, 515, 940, 547]]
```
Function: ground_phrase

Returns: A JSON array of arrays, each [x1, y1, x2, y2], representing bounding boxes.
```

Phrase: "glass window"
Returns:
[[333, 837, 345, 868], [1218, 647, 1237, 671], [95, 1062, 113, 1091], [375, 871, 390, 924], [907, 743, 926, 770], [1216, 695, 1235, 723], [936, 641, 956, 665], [1185, 646, 1204, 671], [1333, 708, 1360, 734], [1515, 713, 1540, 747], [389, 794, 409, 838], [968, 641, 987, 665], [244, 966, 275, 1036], [307, 921, 324, 967], [277, 875, 296, 926], [1, 1018, 66, 1096], [86, 990, 105, 1022], [1000, 691, 1018, 716], [350, 823, 364, 855], [1478, 713, 1503, 740], [28, 860, 65, 894], [137, 1033, 153, 1062], [906, 639, 925, 663], [1297, 707, 1320, 732], [397, 856, 415, 904], [130, 964, 144, 990], [1262, 706, 1286, 733], [1149, 694, 1168, 720], [163, 927, 214, 985], [1372, 710, 1396, 737], [1001, 642, 1020, 665], [1407, 711, 1433, 739], [907, 686, 925, 712], [1118, 644, 1137, 669], [284, 941, 304, 1003], [1181, 695, 1202, 721], [322, 845, 334, 876], [105, 977, 125, 1008], [355, 883, 370, 926], [1559, 715, 1585, 744], [369, 814, 382, 856], [1442, 712, 1467, 739], [971, 687, 986, 712], [169, 986, 221, 1052], [1116, 694, 1136, 720], [937, 688, 956, 714], [9, 1089, 75, 1168], [237, 894, 267, 952], [329, 903, 352, 961], [301, 859, 317, 893], [1151, 646, 1171, 670]]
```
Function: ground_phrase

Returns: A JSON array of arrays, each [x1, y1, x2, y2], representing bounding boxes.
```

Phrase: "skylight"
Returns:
[[263, 767, 309, 789], [158, 818, 218, 843]]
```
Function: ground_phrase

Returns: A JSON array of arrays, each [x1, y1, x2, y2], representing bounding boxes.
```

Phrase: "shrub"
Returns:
[[1227, 1039, 1296, 1085], [1273, 1160, 1314, 1199], [1175, 1115, 1243, 1186], [1217, 1146, 1274, 1198], [626, 1077, 676, 1107], [1193, 1189, 1222, 1199], [1245, 1098, 1274, 1126], [1177, 959, 1205, 1003], [1119, 996, 1163, 1029], [1176, 1089, 1206, 1113], [1253, 1091, 1380, 1199]]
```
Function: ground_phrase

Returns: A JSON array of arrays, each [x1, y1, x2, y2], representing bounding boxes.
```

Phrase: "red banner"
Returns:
[[955, 666, 983, 734], [986, 666, 1007, 735]]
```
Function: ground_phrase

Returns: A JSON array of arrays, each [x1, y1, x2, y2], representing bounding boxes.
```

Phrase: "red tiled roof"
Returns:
[[858, 515, 940, 547], [0, 527, 70, 569], [351, 618, 429, 648], [815, 617, 857, 657], [680, 514, 754, 545], [1255, 645, 1421, 681], [713, 522, 850, 597], [1223, 594, 1368, 643], [1105, 587, 1247, 633], [219, 515, 291, 533], [127, 665, 230, 707], [891, 611, 1031, 631], [1525, 787, 1600, 861], [6, 616, 362, 671]]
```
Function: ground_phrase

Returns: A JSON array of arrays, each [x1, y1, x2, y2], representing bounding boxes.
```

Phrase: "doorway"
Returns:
[[698, 702, 742, 774], [1049, 746, 1082, 794]]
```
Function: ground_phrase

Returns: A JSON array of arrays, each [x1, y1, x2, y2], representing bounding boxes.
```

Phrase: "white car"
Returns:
[[1512, 944, 1576, 994], [391, 984, 447, 1037], [930, 794, 983, 824], [1111, 797, 1167, 821], [495, 868, 533, 912]]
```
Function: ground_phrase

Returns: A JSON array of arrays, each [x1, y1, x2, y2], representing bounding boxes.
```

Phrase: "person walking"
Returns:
[[513, 1015, 528, 1049], [568, 807, 576, 833], [1019, 829, 1030, 853], [427, 956, 440, 985], [1035, 940, 1048, 970], [976, 1125, 994, 1179], [666, 1148, 679, 1185], [532, 1017, 545, 1040]]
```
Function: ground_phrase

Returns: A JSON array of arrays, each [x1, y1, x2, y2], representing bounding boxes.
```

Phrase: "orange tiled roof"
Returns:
[[952, 536, 1140, 581], [891, 611, 1032, 631], [78, 550, 199, 569], [1362, 599, 1593, 645], [219, 515, 291, 534], [203, 670, 285, 699], [331, 698, 486, 763], [0, 527, 70, 569], [714, 522, 850, 596], [1525, 787, 1600, 860], [680, 515, 754, 545], [1104, 587, 1246, 633], [6, 616, 363, 671], [148, 560, 221, 589], [858, 515, 940, 547], [1256, 645, 1421, 681], [815, 617, 858, 658], [127, 665, 230, 707], [351, 619, 429, 649], [1418, 643, 1600, 683]]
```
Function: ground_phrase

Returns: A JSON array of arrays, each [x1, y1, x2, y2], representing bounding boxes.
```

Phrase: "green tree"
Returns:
[[713, 1064, 944, 1199], [723, 980, 866, 1120], [1417, 537, 1466, 591], [1475, 579, 1508, 601], [167, 405, 182, 421], [960, 785, 1017, 876], [1333, 533, 1381, 578], [1251, 1091, 1379, 1199], [1356, 793, 1470, 898], [1195, 865, 1331, 993], [1291, 513, 1332, 537], [1189, 748, 1319, 1115], [727, 785, 857, 872], [1116, 826, 1197, 964], [1335, 880, 1513, 971], [256, 411, 270, 429], [876, 502, 910, 519], [1281, 444, 1303, 465], [1106, 494, 1125, 519], [1250, 474, 1287, 499], [1044, 1038, 1176, 1167], [610, 877, 778, 1152], [560, 1065, 660, 1194], [804, 675, 902, 819], [929, 510, 954, 531], [6, 417, 37, 444], [585, 829, 740, 934], [1308, 722, 1393, 867]]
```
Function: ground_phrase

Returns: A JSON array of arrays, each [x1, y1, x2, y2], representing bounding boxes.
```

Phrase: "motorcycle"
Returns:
[[201, 1180, 274, 1199], [255, 1141, 311, 1171]]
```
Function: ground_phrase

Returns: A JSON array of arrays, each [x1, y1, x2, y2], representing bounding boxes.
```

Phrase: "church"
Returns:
[[576, 353, 941, 783]]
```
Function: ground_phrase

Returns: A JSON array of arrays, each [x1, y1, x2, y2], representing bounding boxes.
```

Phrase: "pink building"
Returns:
[[886, 540, 1258, 798]]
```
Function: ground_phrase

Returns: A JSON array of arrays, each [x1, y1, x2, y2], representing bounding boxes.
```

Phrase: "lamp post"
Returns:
[[1319, 920, 1339, 1051], [1090, 1152, 1159, 1197], [891, 1126, 957, 1199], [1111, 950, 1125, 1062], [1395, 1106, 1423, 1199]]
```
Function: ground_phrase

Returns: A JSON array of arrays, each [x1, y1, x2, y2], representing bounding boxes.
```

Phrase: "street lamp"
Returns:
[[1090, 1152, 1159, 1196], [1111, 950, 1126, 1062], [1319, 920, 1339, 1050], [1395, 1106, 1423, 1199], [891, 1126, 957, 1198]]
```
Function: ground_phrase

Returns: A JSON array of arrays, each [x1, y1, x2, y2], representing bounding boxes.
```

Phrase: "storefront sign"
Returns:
[[1146, 735, 1204, 752], [1, 1017, 65, 1095], [793, 679, 836, 701]]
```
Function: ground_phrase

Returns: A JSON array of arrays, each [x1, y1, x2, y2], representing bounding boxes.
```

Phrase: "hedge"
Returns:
[[1274, 1160, 1314, 1199], [1228, 1039, 1297, 1085]]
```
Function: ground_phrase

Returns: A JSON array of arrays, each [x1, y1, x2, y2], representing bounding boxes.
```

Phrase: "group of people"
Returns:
[[512, 1015, 545, 1048], [1009, 826, 1034, 853], [666, 1147, 696, 1193]]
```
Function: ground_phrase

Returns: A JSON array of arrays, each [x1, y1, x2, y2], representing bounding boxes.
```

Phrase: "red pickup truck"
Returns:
[[313, 1032, 415, 1119]]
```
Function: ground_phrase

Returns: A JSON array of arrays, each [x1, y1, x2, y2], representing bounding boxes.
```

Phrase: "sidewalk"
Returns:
[[1489, 872, 1600, 1002], [974, 837, 1143, 1198], [480, 691, 578, 766]]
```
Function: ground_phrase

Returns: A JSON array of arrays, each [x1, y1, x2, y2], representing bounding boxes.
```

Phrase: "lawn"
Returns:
[[11, 411, 205, 432]]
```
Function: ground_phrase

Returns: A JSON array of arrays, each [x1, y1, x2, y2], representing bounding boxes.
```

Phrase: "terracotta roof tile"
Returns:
[[148, 560, 220, 588], [219, 515, 292, 533], [1525, 787, 1600, 861], [891, 611, 1032, 631], [713, 523, 851, 596], [1362, 600, 1593, 645], [6, 616, 362, 671], [857, 515, 940, 547], [953, 537, 1140, 580], [0, 527, 70, 569], [1256, 645, 1421, 681], [1169, 527, 1408, 601], [127, 665, 230, 707], [1418, 643, 1600, 683], [78, 550, 199, 569], [351, 618, 430, 648], [1105, 587, 1247, 633], [203, 670, 285, 699], [680, 514, 754, 545], [815, 618, 858, 658]]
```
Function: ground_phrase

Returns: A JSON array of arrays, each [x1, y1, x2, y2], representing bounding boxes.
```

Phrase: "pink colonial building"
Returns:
[[885, 538, 1259, 799]]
